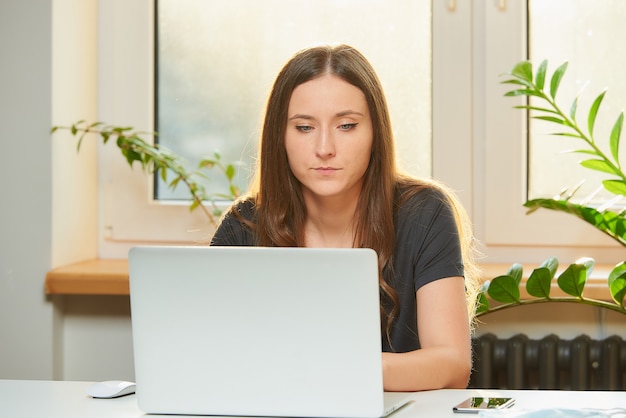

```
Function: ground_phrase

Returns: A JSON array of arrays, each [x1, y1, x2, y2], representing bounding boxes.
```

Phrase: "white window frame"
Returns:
[[470, 0, 622, 264], [98, 0, 624, 264]]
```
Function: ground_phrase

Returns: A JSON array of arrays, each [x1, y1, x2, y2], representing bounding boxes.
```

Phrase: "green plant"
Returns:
[[477, 256, 626, 316], [476, 60, 626, 316], [51, 120, 242, 226], [504, 60, 626, 246]]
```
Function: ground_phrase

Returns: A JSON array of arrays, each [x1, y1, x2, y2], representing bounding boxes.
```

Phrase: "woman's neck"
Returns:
[[302, 194, 358, 248]]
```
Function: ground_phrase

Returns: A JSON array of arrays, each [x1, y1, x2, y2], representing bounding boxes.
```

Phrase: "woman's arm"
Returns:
[[382, 276, 472, 391]]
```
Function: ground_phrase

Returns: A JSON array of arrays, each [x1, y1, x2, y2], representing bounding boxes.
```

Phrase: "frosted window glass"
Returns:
[[156, 0, 431, 200], [528, 0, 626, 203]]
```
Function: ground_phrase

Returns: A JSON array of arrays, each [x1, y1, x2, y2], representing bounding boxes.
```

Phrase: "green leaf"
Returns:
[[511, 61, 533, 82], [570, 96, 578, 120], [540, 256, 559, 276], [603, 179, 626, 196], [526, 266, 553, 298], [507, 263, 523, 285], [549, 61, 568, 99], [169, 176, 181, 188], [488, 275, 521, 303], [198, 159, 216, 169], [476, 292, 490, 314], [564, 148, 600, 156], [535, 60, 548, 91], [112, 126, 133, 133], [579, 159, 619, 176], [578, 257, 595, 272], [609, 112, 623, 164], [501, 79, 534, 88], [608, 262, 626, 307], [533, 115, 568, 125], [524, 197, 626, 247], [557, 259, 592, 297], [504, 89, 545, 98], [588, 90, 607, 139], [225, 164, 236, 181], [514, 105, 559, 114], [551, 133, 588, 142]]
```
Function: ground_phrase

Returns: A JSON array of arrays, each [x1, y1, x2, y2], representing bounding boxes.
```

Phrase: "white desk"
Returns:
[[1, 380, 624, 417]]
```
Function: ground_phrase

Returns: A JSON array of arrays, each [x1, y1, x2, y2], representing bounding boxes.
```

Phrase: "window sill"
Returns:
[[45, 259, 615, 301], [45, 259, 129, 295]]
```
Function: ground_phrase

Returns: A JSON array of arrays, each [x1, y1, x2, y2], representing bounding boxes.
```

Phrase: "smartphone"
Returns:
[[452, 397, 515, 413]]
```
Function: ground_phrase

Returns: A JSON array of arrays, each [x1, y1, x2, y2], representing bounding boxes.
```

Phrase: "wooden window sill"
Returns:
[[45, 259, 615, 301], [45, 259, 129, 295]]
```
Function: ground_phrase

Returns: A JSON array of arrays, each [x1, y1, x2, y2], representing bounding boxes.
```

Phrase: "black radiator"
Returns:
[[469, 333, 626, 390]]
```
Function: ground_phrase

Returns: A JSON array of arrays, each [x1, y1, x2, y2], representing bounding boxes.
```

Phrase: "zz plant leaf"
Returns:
[[608, 262, 626, 308], [557, 258, 593, 298], [487, 275, 521, 304], [526, 257, 558, 299]]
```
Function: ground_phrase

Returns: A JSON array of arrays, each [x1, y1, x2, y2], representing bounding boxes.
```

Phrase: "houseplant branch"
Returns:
[[51, 120, 241, 227], [499, 61, 626, 246], [476, 257, 626, 317], [477, 61, 626, 316]]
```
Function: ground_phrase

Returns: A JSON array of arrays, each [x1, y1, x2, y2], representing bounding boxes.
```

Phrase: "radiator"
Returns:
[[469, 333, 626, 390]]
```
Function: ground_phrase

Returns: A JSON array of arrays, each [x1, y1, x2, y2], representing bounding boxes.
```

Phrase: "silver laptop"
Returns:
[[128, 246, 411, 417]]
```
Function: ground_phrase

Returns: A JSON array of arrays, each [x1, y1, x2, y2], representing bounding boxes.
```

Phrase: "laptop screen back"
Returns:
[[129, 246, 387, 417]]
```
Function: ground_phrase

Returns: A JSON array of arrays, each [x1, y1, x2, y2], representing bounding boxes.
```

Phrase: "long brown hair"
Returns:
[[241, 44, 480, 339]]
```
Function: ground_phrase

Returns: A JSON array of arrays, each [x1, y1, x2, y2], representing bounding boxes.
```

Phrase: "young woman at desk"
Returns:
[[210, 44, 481, 392]]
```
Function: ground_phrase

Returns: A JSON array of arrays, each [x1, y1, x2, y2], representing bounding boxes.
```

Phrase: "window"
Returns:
[[155, 0, 431, 201], [98, 0, 624, 264], [528, 0, 626, 204]]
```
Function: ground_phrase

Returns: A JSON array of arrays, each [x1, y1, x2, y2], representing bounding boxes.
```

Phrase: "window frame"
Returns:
[[97, 0, 624, 264]]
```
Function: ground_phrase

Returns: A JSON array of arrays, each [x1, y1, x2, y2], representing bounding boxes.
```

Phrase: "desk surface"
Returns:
[[2, 380, 625, 417]]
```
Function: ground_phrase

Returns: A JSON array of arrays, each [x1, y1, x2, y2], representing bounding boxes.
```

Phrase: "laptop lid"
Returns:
[[129, 246, 408, 417]]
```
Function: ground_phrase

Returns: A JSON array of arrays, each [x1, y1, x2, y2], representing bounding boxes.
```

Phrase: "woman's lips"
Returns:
[[314, 167, 340, 174]]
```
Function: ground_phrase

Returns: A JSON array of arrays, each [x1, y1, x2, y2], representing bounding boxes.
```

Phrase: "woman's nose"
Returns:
[[315, 128, 336, 158]]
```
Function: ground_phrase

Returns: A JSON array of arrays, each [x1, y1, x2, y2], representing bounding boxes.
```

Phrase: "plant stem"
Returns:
[[478, 296, 626, 317]]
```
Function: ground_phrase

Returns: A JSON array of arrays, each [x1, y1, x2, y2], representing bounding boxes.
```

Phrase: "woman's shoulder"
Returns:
[[220, 195, 257, 223], [211, 196, 257, 246], [394, 177, 453, 210]]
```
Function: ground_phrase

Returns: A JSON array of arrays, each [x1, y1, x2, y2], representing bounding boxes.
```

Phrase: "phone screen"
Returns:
[[452, 397, 515, 413]]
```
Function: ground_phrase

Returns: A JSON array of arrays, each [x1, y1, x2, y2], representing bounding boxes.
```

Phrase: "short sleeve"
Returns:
[[395, 188, 464, 292], [210, 199, 257, 246]]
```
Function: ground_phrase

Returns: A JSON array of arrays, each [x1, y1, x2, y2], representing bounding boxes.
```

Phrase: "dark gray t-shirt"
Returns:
[[210, 186, 464, 353]]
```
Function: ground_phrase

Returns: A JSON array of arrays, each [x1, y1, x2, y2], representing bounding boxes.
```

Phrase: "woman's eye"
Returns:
[[339, 123, 358, 131], [296, 125, 313, 133]]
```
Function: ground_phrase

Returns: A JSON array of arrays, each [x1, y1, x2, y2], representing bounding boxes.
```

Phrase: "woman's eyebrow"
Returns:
[[288, 114, 314, 121], [288, 110, 364, 121], [336, 110, 364, 117]]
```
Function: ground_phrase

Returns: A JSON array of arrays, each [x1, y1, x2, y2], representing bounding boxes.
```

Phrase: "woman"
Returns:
[[211, 44, 481, 391]]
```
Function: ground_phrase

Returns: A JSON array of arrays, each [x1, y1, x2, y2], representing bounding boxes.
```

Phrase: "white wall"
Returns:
[[0, 0, 55, 379], [0, 0, 100, 380]]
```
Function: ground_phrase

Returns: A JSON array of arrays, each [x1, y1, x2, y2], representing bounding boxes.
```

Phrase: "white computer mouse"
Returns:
[[86, 380, 136, 398]]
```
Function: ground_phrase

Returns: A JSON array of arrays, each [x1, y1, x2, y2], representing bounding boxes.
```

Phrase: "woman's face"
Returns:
[[285, 74, 373, 203]]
